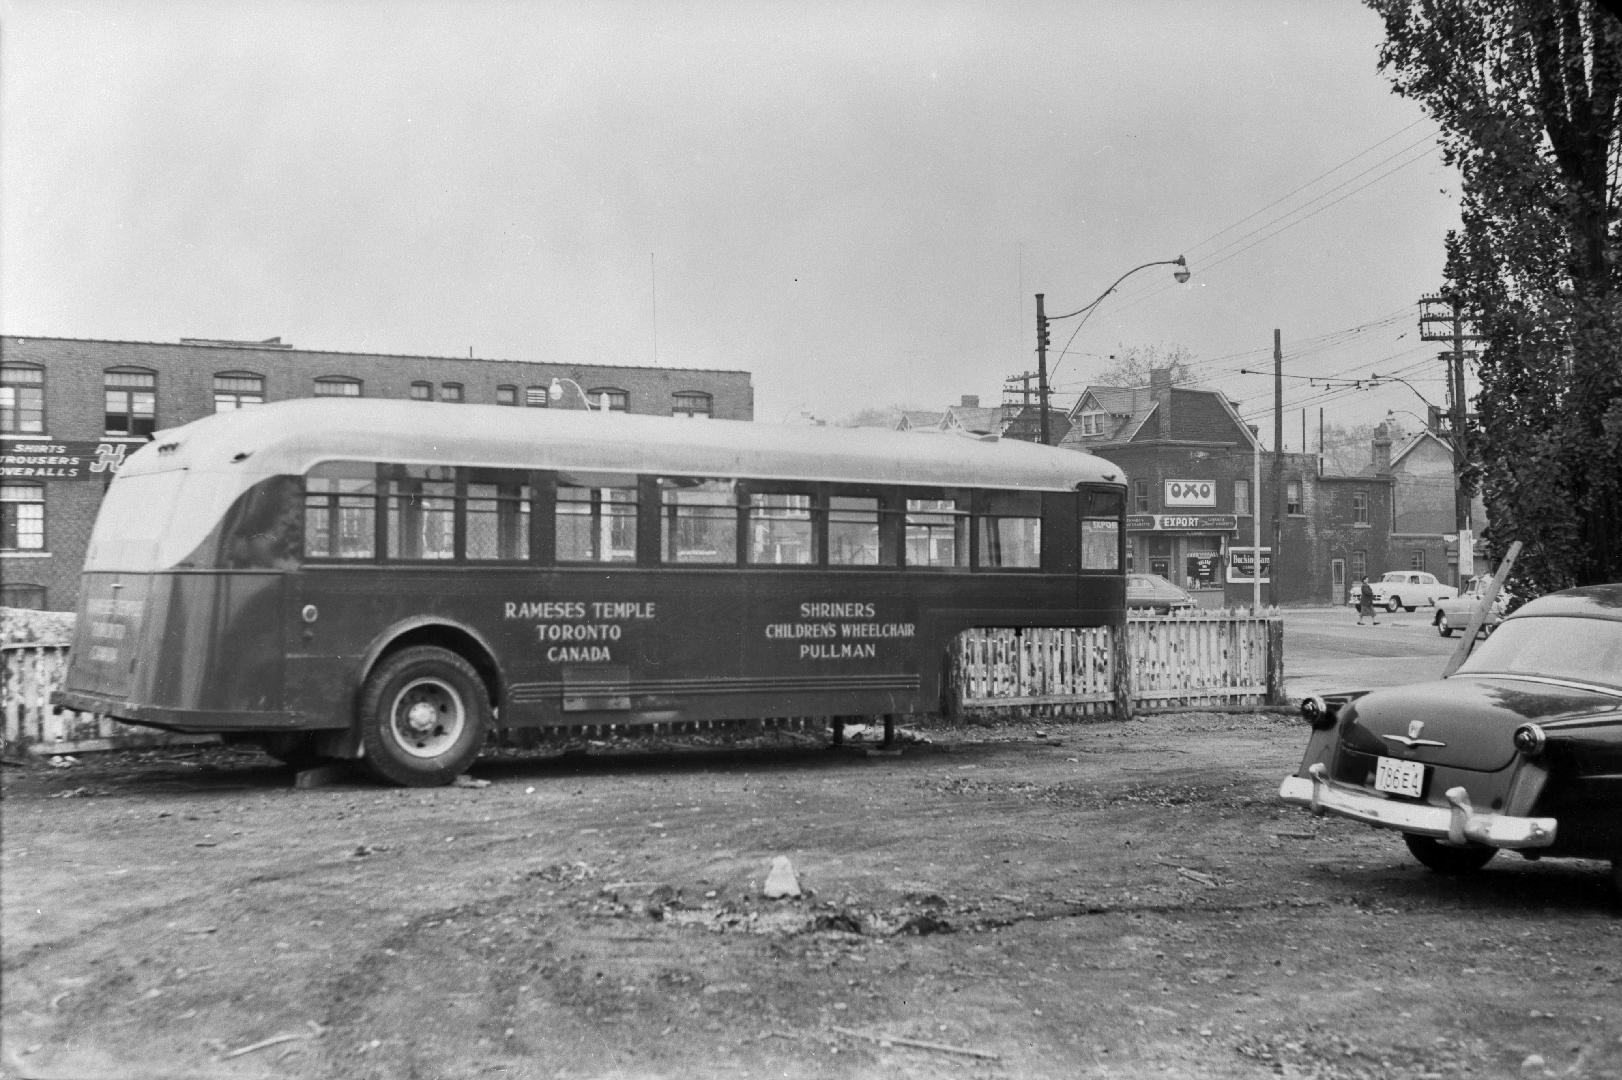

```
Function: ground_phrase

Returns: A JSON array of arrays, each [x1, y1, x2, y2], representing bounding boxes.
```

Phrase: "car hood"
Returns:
[[1339, 675, 1622, 772]]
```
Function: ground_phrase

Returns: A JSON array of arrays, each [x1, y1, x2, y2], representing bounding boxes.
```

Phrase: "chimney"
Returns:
[[1372, 423, 1392, 473], [1149, 367, 1173, 439], [960, 394, 980, 409]]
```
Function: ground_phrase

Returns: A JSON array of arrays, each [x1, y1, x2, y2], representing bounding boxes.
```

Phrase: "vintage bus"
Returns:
[[55, 399, 1127, 785]]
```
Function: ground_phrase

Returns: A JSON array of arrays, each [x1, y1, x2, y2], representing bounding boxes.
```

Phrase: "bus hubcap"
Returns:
[[390, 678, 465, 757]]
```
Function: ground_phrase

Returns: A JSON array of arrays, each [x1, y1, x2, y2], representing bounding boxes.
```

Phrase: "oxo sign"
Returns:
[[1163, 479, 1215, 507]]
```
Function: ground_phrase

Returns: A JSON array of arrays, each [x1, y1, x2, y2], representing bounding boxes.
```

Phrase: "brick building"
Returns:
[[1058, 369, 1397, 606], [0, 335, 753, 610]]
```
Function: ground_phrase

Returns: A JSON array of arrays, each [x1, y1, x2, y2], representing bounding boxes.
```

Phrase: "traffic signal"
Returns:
[[1037, 316, 1051, 350]]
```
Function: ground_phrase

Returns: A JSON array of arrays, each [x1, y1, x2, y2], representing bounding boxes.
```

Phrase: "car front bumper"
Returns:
[[1279, 764, 1558, 850]]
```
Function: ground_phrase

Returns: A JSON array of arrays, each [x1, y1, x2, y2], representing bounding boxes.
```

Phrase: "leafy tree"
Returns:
[[1366, 0, 1622, 593], [1093, 344, 1196, 387]]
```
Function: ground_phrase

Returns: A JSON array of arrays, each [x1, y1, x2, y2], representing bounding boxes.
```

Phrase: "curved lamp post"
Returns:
[[1035, 255, 1191, 445], [549, 377, 604, 411]]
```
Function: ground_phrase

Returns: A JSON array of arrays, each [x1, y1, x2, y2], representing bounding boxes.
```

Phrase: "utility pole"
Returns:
[[1272, 329, 1284, 606], [1003, 371, 1040, 408], [1419, 293, 1478, 588], [1035, 293, 1051, 445]]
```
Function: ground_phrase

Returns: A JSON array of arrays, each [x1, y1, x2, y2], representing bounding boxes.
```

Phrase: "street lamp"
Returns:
[[1035, 256, 1191, 445], [549, 377, 604, 411]]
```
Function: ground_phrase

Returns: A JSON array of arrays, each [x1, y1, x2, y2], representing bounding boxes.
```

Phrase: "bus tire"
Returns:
[[358, 646, 490, 787]]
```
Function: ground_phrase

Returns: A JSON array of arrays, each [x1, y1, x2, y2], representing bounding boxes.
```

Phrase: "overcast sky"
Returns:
[[2, 0, 1463, 447]]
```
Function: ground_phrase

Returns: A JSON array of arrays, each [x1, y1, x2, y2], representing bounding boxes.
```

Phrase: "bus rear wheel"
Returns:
[[359, 646, 490, 787]]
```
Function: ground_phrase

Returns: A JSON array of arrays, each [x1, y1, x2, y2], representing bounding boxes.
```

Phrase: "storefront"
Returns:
[[1126, 512, 1239, 607]]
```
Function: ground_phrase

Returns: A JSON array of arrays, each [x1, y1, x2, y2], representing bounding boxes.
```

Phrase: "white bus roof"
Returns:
[[127, 398, 1124, 491]]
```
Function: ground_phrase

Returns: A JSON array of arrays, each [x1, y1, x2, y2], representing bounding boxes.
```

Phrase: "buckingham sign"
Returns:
[[1227, 546, 1273, 583], [0, 439, 131, 480]]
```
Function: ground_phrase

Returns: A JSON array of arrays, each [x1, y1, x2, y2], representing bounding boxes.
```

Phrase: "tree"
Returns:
[[1094, 344, 1196, 387], [1366, 0, 1622, 594]]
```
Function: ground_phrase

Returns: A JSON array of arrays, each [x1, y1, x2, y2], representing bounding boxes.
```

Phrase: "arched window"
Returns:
[[104, 367, 157, 437], [587, 387, 629, 412], [496, 385, 518, 406], [314, 376, 363, 397], [439, 383, 464, 403], [410, 381, 433, 401], [1, 363, 45, 433], [214, 372, 265, 411], [672, 391, 712, 418]]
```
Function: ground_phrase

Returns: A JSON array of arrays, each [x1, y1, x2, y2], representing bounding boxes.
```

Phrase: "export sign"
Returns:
[[0, 439, 131, 480], [1164, 479, 1216, 507], [1127, 514, 1238, 531]]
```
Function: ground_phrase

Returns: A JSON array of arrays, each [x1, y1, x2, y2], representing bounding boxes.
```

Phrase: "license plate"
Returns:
[[1374, 756, 1426, 798]]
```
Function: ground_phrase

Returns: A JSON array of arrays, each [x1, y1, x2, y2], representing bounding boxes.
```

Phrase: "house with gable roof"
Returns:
[[1358, 424, 1488, 584], [1059, 368, 1397, 606]]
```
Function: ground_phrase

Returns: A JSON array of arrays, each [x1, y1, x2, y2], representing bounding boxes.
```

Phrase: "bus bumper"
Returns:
[[52, 689, 304, 733]]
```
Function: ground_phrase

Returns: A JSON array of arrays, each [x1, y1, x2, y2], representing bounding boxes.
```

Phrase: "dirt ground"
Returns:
[[3, 712, 1620, 1080]]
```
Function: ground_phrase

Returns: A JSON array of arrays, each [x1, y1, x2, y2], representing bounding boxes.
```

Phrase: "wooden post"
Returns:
[[1265, 618, 1285, 704], [1442, 540, 1521, 678], [1111, 623, 1133, 720]]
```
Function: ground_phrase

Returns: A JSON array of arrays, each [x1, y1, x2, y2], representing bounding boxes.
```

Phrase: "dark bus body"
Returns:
[[57, 399, 1126, 785]]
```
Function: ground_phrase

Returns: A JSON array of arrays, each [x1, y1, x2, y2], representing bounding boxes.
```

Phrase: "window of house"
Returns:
[[672, 391, 712, 418], [588, 387, 628, 412], [314, 376, 362, 397], [1, 482, 45, 550], [1233, 478, 1250, 516], [1286, 479, 1302, 515], [104, 369, 157, 437], [0, 582, 45, 608], [525, 386, 550, 408], [1133, 479, 1150, 514], [746, 490, 815, 565], [661, 477, 736, 563], [496, 385, 518, 406], [1410, 549, 1426, 572], [1, 364, 45, 433], [1079, 410, 1105, 436], [410, 381, 432, 401], [1352, 488, 1369, 525], [213, 372, 265, 411], [905, 497, 968, 568], [1351, 550, 1367, 580], [439, 383, 463, 403]]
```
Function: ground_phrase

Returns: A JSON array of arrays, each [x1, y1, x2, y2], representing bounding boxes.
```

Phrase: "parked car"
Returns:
[[1280, 583, 1622, 892], [1126, 573, 1197, 614], [1347, 570, 1458, 613], [1432, 574, 1513, 637]]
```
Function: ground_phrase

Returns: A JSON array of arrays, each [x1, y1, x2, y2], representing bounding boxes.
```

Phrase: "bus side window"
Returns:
[[1080, 486, 1124, 571], [660, 477, 737, 564], [556, 472, 638, 564], [905, 493, 969, 569], [466, 469, 531, 561], [977, 490, 1042, 569], [828, 494, 883, 566], [386, 465, 456, 561], [745, 488, 816, 565], [304, 462, 380, 560]]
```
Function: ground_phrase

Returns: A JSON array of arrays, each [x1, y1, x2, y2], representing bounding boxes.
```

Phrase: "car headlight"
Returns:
[[1300, 695, 1336, 730], [1512, 723, 1546, 757]]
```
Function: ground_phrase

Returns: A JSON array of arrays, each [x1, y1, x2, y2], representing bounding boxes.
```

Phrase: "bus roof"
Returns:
[[129, 398, 1124, 491]]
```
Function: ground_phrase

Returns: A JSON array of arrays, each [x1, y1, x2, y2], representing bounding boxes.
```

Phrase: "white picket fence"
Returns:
[[954, 610, 1284, 717], [2, 610, 1285, 755]]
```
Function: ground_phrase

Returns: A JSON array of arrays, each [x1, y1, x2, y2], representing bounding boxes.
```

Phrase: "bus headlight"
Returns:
[[302, 605, 319, 624]]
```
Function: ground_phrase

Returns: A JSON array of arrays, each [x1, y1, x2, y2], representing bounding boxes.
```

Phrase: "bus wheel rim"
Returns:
[[388, 677, 466, 758]]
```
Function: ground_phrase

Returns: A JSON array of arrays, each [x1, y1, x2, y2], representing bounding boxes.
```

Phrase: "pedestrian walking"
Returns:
[[1356, 577, 1379, 624]]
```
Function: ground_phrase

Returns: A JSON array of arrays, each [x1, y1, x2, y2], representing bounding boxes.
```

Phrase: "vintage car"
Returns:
[[1126, 573, 1197, 614], [1281, 583, 1622, 892], [1432, 574, 1513, 637], [1348, 570, 1459, 613]]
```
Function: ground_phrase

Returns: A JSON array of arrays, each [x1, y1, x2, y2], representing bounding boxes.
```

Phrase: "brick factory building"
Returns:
[[1, 335, 754, 611]]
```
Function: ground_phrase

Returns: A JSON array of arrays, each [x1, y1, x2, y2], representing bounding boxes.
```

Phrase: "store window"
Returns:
[[213, 372, 265, 411], [104, 369, 156, 437], [1, 482, 45, 550], [1, 364, 45, 433]]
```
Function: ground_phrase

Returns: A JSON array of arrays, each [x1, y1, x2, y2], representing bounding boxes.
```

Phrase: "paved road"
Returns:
[[1278, 603, 1472, 702]]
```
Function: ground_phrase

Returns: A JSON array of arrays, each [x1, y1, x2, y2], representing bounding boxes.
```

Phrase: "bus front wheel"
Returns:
[[359, 646, 490, 787]]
